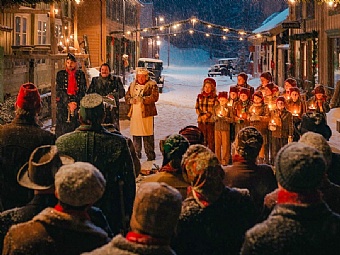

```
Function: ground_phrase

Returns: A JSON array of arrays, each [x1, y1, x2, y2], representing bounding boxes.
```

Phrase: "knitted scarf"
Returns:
[[126, 231, 169, 245], [277, 188, 322, 205], [54, 203, 90, 220]]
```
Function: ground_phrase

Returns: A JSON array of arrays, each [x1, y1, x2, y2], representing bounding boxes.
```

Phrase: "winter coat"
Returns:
[[0, 118, 55, 210], [55, 69, 87, 137], [196, 93, 218, 124], [300, 112, 332, 141], [248, 103, 270, 133], [82, 234, 176, 255], [56, 125, 136, 235], [87, 75, 125, 130], [241, 202, 340, 255], [223, 162, 277, 219], [269, 108, 294, 139], [0, 194, 113, 251], [307, 96, 330, 115], [235, 83, 255, 98], [3, 208, 110, 255], [125, 79, 159, 118], [233, 100, 252, 134], [286, 98, 307, 121], [171, 187, 257, 255]]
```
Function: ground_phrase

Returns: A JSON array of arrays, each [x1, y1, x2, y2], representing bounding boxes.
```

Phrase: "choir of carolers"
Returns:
[[195, 72, 331, 165]]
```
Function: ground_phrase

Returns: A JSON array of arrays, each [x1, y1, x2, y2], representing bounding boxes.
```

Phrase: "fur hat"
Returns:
[[275, 142, 326, 192], [179, 125, 204, 145], [276, 96, 286, 104], [163, 134, 190, 162], [239, 88, 250, 98], [17, 145, 74, 190], [253, 91, 264, 100], [229, 86, 239, 94], [289, 87, 300, 95], [136, 67, 149, 81], [314, 85, 325, 95], [235, 126, 263, 161], [130, 182, 182, 241], [299, 132, 332, 170], [16, 83, 41, 111], [218, 91, 228, 99], [79, 93, 104, 123], [203, 78, 216, 88], [55, 162, 106, 207], [238, 72, 248, 82], [67, 53, 77, 62]]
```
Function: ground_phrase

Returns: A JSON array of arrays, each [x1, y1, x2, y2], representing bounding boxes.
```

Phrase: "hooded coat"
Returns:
[[3, 208, 110, 255]]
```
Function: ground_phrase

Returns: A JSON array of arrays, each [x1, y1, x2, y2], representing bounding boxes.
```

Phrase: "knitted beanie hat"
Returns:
[[16, 83, 41, 111], [229, 86, 238, 93], [235, 126, 263, 161], [314, 85, 325, 95], [238, 72, 248, 82], [218, 91, 229, 99], [163, 134, 190, 162], [179, 125, 204, 145], [239, 88, 250, 98], [79, 93, 104, 123], [55, 162, 106, 207], [130, 182, 182, 241], [204, 77, 216, 88], [275, 142, 326, 192], [299, 132, 332, 170]]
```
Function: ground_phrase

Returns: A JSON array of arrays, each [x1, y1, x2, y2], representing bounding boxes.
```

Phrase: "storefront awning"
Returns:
[[252, 8, 289, 35]]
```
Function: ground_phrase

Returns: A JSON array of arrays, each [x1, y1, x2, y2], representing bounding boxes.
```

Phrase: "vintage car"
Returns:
[[207, 58, 238, 78], [137, 58, 164, 93]]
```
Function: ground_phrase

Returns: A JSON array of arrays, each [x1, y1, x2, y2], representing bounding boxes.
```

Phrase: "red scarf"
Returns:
[[159, 163, 179, 173], [54, 204, 90, 220], [277, 188, 322, 205], [232, 154, 247, 163], [126, 231, 169, 245], [187, 186, 210, 208], [66, 69, 78, 95]]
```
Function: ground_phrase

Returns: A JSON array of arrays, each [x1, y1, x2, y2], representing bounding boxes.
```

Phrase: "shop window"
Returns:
[[14, 16, 28, 45], [37, 21, 47, 45], [306, 1, 315, 19]]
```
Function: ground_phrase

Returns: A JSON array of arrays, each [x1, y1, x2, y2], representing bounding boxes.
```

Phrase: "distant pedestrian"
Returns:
[[233, 88, 252, 136], [55, 53, 87, 137], [0, 83, 55, 210], [195, 78, 218, 152], [83, 182, 182, 255], [235, 72, 255, 98]]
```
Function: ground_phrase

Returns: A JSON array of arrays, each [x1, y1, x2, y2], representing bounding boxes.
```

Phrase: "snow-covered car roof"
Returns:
[[138, 58, 163, 63]]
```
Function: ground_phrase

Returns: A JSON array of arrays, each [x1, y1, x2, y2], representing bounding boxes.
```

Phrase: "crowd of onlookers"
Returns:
[[1, 61, 340, 254]]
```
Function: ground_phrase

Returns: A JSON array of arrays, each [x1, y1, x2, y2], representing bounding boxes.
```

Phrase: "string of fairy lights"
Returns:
[[111, 17, 262, 42]]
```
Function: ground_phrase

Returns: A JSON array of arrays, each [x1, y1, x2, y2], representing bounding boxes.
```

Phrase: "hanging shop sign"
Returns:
[[282, 22, 301, 29]]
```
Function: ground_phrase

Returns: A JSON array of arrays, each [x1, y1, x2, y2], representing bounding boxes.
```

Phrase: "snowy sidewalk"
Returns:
[[327, 108, 340, 153]]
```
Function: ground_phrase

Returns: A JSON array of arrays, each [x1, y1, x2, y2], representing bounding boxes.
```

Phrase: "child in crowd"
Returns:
[[214, 91, 234, 165], [269, 96, 294, 164], [307, 85, 330, 121], [248, 91, 270, 163], [282, 78, 298, 101], [263, 82, 279, 111], [195, 77, 218, 152], [286, 87, 307, 141], [233, 88, 252, 136], [235, 72, 255, 98]]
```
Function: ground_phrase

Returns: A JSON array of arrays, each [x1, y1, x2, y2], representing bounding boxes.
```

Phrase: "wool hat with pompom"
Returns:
[[203, 77, 216, 87], [299, 131, 332, 170], [275, 142, 326, 193], [55, 162, 106, 207], [16, 83, 41, 111], [235, 126, 263, 161], [130, 182, 182, 241]]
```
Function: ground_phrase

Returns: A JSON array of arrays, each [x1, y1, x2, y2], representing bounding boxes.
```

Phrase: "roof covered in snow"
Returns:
[[252, 8, 289, 34]]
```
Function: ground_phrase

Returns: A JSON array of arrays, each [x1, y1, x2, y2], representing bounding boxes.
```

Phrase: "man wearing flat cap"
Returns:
[[56, 93, 136, 235], [0, 83, 56, 210], [55, 53, 87, 137]]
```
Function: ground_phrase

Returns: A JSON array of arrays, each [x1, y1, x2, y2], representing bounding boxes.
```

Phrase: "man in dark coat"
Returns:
[[3, 162, 110, 255], [55, 53, 87, 137], [56, 93, 136, 235], [224, 126, 277, 219], [87, 63, 125, 131], [241, 142, 340, 255], [0, 145, 112, 251], [0, 83, 55, 210], [172, 144, 257, 255]]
